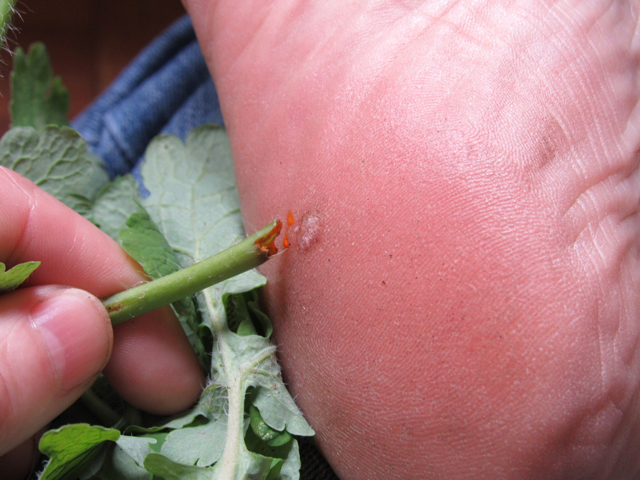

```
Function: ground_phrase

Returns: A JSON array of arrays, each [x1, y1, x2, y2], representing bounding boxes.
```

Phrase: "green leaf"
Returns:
[[81, 444, 148, 480], [143, 453, 216, 480], [153, 405, 210, 431], [249, 405, 292, 447], [79, 433, 159, 479], [115, 435, 157, 467], [252, 379, 315, 438], [81, 432, 167, 480], [10, 42, 70, 129], [120, 209, 185, 279], [224, 289, 273, 338], [90, 174, 143, 240], [0, 260, 39, 292], [160, 414, 226, 467], [0, 126, 109, 213], [38, 423, 120, 480], [140, 126, 261, 284], [275, 440, 303, 480]]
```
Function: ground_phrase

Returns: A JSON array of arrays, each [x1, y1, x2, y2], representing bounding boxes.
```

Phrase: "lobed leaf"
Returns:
[[0, 126, 109, 213], [143, 453, 216, 480], [159, 415, 226, 467], [38, 424, 120, 480], [10, 42, 70, 130], [90, 174, 142, 240]]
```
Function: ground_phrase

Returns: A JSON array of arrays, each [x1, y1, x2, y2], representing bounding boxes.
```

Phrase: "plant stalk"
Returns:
[[103, 220, 282, 325], [0, 0, 16, 46], [80, 389, 121, 427]]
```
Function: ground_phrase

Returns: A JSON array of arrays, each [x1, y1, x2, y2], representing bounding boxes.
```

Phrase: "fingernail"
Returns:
[[31, 289, 112, 391]]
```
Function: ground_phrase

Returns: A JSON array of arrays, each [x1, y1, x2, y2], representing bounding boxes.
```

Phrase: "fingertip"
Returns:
[[0, 287, 113, 455], [104, 306, 206, 416], [31, 288, 113, 392]]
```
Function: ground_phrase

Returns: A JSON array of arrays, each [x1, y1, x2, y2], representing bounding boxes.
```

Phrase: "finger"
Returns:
[[105, 307, 206, 415], [0, 166, 145, 295], [0, 427, 46, 480], [0, 167, 205, 414], [0, 286, 112, 456]]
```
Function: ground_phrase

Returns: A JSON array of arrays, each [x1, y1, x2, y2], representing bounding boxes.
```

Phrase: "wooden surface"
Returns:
[[0, 0, 186, 134]]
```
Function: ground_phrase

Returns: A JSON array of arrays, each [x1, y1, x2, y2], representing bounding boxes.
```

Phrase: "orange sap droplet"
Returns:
[[254, 220, 282, 257]]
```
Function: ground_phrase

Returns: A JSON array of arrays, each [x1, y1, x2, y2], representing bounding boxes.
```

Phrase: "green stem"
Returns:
[[80, 389, 142, 429], [103, 220, 282, 325], [0, 0, 16, 45], [80, 389, 121, 427]]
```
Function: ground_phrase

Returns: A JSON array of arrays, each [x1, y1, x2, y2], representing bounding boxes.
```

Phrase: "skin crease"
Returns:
[[183, 0, 640, 478], [0, 167, 205, 477]]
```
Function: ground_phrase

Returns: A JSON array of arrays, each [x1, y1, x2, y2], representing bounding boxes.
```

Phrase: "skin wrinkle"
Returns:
[[589, 22, 636, 141], [0, 168, 35, 266], [65, 212, 83, 271], [574, 266, 640, 476], [564, 166, 640, 249], [616, 307, 640, 476], [618, 260, 640, 367], [631, 5, 640, 55], [550, 4, 640, 254], [519, 14, 605, 174], [597, 3, 639, 124], [572, 168, 640, 277], [0, 332, 17, 436], [569, 391, 629, 477], [206, 0, 274, 95], [612, 390, 640, 476]]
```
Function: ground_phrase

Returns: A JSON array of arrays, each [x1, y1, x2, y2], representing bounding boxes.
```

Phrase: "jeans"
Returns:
[[73, 15, 223, 183]]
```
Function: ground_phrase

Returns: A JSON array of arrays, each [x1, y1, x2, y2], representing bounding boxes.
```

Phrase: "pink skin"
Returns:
[[184, 0, 640, 478], [0, 167, 205, 477]]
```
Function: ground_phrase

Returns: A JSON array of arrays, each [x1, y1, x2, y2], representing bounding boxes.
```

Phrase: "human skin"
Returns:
[[183, 0, 640, 478], [0, 167, 205, 478]]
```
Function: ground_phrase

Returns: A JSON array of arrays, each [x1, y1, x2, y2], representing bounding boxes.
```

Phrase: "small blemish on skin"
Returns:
[[300, 214, 320, 251]]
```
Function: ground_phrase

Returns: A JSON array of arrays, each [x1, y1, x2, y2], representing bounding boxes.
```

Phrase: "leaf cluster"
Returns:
[[1, 43, 313, 480]]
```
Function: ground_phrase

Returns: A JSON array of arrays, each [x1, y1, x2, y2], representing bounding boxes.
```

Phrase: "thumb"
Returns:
[[0, 286, 112, 455]]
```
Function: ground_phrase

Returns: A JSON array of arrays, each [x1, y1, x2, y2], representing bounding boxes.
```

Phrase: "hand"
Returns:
[[0, 167, 205, 479], [185, 1, 640, 478]]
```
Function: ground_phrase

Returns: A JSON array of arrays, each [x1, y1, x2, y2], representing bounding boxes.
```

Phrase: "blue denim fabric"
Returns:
[[72, 15, 223, 180]]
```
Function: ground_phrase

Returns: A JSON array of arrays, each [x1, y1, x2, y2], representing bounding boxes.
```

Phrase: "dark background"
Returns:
[[0, 0, 186, 133]]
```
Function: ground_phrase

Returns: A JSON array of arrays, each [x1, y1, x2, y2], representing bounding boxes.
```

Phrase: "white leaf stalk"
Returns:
[[205, 284, 278, 479]]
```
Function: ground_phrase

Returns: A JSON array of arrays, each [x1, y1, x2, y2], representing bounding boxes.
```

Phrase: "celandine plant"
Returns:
[[0, 37, 313, 480]]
